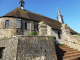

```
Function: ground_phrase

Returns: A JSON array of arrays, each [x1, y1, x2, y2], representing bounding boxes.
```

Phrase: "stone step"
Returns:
[[55, 45, 80, 60], [63, 54, 80, 60], [58, 53, 80, 60], [55, 45, 70, 48], [57, 51, 80, 56], [56, 49, 76, 54], [56, 48, 75, 51]]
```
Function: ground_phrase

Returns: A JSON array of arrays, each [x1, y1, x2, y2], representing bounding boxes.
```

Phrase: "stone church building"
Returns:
[[0, 0, 77, 44]]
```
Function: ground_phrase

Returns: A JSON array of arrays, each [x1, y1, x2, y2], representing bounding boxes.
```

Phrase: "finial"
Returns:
[[20, 0, 24, 3]]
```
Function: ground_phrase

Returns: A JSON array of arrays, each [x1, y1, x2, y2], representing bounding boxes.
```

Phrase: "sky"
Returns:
[[0, 0, 80, 33]]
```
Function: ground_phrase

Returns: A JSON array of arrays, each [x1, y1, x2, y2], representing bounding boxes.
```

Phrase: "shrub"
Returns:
[[27, 31, 38, 35], [53, 36, 56, 40]]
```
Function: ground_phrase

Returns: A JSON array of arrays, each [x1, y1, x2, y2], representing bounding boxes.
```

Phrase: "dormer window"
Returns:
[[5, 20, 9, 28]]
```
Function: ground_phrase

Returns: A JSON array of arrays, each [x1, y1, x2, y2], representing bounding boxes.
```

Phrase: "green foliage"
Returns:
[[54, 41, 65, 46], [4, 36, 6, 38], [57, 44, 65, 46], [55, 43, 65, 46], [53, 36, 56, 40], [76, 33, 80, 36], [27, 31, 38, 35]]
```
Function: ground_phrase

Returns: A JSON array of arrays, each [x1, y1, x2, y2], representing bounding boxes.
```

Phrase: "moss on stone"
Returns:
[[19, 9, 26, 14]]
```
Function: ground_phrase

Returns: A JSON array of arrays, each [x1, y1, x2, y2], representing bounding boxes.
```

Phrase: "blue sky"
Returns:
[[0, 0, 80, 33]]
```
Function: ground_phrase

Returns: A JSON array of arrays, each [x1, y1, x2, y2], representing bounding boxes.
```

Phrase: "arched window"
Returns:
[[58, 31, 61, 39], [5, 20, 9, 28]]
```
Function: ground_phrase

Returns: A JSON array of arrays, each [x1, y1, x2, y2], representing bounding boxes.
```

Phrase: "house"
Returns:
[[0, 0, 77, 44]]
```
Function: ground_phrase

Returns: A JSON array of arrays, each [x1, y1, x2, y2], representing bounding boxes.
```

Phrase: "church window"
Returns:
[[25, 22, 27, 29], [5, 20, 9, 28], [58, 31, 61, 39], [0, 47, 5, 59]]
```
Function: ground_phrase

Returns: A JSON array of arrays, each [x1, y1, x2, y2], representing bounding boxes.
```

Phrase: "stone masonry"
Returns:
[[39, 21, 47, 36], [61, 24, 80, 51], [0, 38, 18, 60], [0, 36, 57, 60], [0, 17, 38, 38]]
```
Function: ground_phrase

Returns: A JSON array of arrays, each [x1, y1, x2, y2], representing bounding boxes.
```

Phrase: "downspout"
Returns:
[[21, 19, 22, 35]]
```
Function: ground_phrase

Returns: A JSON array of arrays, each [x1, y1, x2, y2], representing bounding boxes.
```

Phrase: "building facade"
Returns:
[[0, 0, 77, 44]]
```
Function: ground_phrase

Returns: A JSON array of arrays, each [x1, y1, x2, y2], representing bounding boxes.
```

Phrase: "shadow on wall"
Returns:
[[53, 36, 61, 45], [54, 37, 66, 60]]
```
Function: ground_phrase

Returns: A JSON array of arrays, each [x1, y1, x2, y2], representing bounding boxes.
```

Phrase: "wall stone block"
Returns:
[[17, 36, 57, 60], [61, 23, 80, 51], [0, 36, 57, 60]]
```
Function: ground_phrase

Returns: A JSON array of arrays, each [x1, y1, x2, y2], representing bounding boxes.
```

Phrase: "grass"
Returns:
[[54, 42, 65, 46], [76, 33, 80, 36]]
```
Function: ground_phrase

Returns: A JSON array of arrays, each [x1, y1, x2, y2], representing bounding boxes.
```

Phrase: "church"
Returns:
[[0, 0, 77, 44]]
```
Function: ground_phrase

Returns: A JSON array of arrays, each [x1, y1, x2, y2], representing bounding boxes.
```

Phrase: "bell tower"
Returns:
[[19, 0, 25, 10], [57, 7, 64, 23]]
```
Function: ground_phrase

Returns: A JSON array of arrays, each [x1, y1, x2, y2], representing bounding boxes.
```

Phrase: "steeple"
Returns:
[[57, 7, 64, 23], [19, 0, 25, 10], [57, 7, 61, 16]]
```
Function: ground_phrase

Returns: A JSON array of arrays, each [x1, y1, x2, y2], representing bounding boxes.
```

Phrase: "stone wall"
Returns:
[[47, 25, 52, 36], [39, 21, 47, 36], [0, 17, 21, 29], [0, 17, 39, 37], [17, 36, 57, 60], [22, 30, 31, 35], [51, 29, 64, 44], [0, 38, 18, 60], [0, 29, 15, 38], [61, 24, 80, 51], [0, 36, 57, 60], [0, 17, 20, 38]]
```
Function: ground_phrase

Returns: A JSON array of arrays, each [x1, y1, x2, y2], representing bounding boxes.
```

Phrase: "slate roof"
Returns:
[[2, 7, 77, 34]]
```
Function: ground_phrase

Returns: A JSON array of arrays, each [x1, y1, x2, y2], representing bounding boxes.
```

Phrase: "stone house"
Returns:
[[0, 0, 77, 44]]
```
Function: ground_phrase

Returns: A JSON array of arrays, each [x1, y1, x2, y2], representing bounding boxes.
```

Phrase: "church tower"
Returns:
[[57, 7, 64, 23], [19, 0, 25, 10]]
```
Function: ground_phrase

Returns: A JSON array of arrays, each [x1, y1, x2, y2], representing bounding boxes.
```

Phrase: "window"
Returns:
[[5, 20, 9, 28], [37, 24, 38, 31], [0, 47, 5, 59], [25, 22, 27, 29], [58, 31, 61, 39]]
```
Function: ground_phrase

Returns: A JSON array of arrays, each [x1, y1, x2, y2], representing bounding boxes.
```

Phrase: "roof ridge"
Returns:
[[25, 10, 59, 22]]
